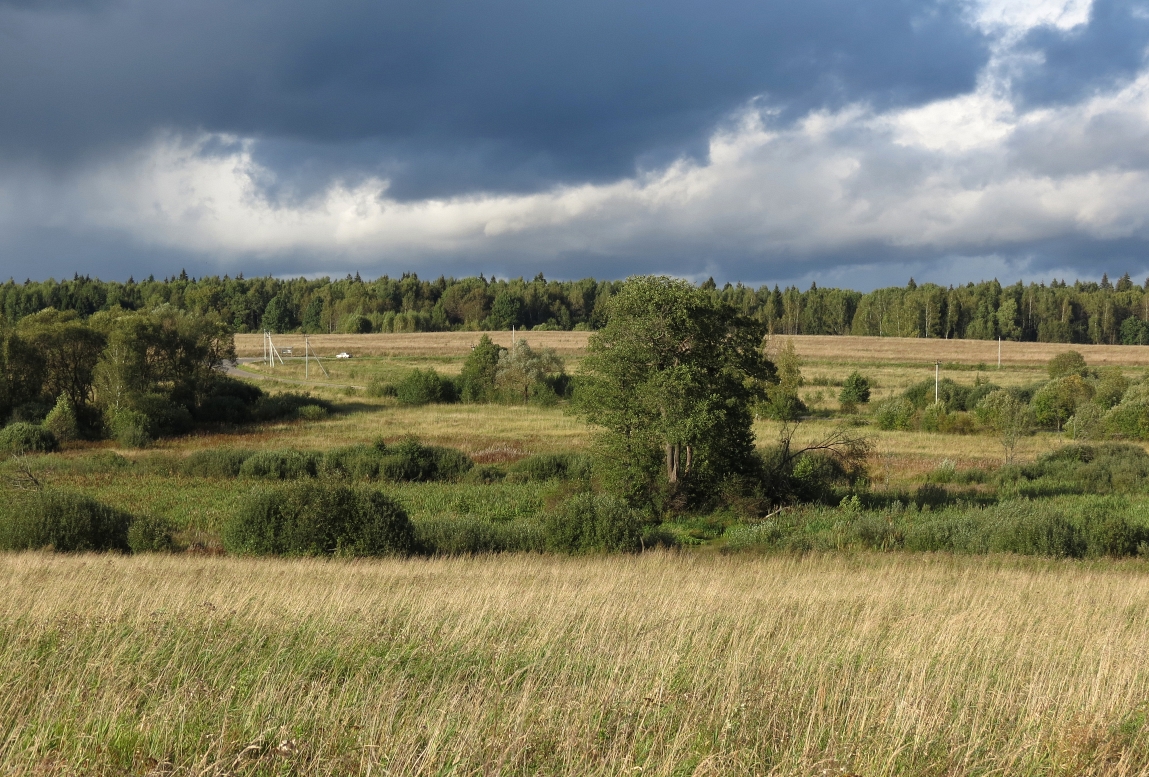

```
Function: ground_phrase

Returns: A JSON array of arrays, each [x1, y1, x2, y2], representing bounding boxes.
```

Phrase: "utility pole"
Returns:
[[304, 335, 309, 380], [998, 337, 1002, 369], [935, 360, 940, 404]]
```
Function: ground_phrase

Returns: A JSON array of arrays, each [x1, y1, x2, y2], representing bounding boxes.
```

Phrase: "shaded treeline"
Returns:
[[7, 271, 1149, 343]]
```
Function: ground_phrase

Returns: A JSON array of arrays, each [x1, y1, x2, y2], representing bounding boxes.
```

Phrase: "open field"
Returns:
[[234, 331, 593, 358], [3, 551, 1148, 776], [9, 331, 1149, 775], [237, 331, 1149, 366]]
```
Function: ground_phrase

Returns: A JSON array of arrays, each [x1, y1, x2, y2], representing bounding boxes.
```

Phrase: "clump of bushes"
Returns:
[[838, 372, 872, 406], [415, 515, 547, 554], [239, 450, 321, 480], [223, 483, 415, 557], [724, 495, 1149, 559], [506, 453, 593, 483], [396, 369, 457, 406], [250, 392, 333, 423], [544, 493, 645, 553], [180, 448, 255, 478], [0, 422, 59, 454], [0, 490, 132, 552], [42, 396, 79, 442], [377, 438, 473, 481], [873, 397, 915, 431], [127, 513, 176, 553]]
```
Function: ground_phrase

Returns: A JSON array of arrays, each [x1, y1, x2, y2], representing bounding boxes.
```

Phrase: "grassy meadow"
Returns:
[[4, 552, 1149, 776], [6, 332, 1149, 774]]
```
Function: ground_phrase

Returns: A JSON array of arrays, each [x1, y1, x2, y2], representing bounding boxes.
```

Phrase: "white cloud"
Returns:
[[971, 0, 1093, 35], [4, 7, 1149, 283]]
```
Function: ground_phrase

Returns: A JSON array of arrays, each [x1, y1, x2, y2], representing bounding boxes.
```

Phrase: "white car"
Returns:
[[335, 352, 352, 359]]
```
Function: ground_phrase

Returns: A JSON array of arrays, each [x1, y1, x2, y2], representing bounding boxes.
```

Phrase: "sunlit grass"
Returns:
[[2, 551, 1148, 775]]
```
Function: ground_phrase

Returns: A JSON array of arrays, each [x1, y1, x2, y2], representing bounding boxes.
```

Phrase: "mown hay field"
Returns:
[[3, 551, 1149, 776]]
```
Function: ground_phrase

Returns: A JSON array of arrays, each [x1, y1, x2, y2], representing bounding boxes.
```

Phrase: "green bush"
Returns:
[[133, 394, 194, 438], [414, 515, 546, 554], [0, 490, 132, 552], [506, 453, 593, 483], [544, 493, 644, 553], [320, 444, 386, 480], [462, 464, 507, 484], [377, 438, 473, 482], [181, 448, 255, 478], [1048, 350, 1087, 379], [396, 369, 456, 406], [107, 409, 151, 448], [366, 378, 397, 398], [838, 372, 872, 404], [296, 404, 328, 421], [127, 513, 176, 553], [873, 397, 915, 431], [42, 396, 79, 442], [223, 483, 415, 557], [239, 450, 320, 480], [0, 422, 59, 454], [251, 393, 333, 422]]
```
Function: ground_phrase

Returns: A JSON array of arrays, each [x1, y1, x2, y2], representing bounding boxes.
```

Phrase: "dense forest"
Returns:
[[5, 270, 1149, 344]]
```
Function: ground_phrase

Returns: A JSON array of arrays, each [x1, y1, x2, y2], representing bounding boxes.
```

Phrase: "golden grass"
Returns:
[[234, 331, 592, 358], [2, 551, 1148, 775], [237, 331, 1149, 367]]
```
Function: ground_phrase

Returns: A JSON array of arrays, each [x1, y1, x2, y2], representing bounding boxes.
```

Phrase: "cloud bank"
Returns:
[[1, 0, 1147, 287]]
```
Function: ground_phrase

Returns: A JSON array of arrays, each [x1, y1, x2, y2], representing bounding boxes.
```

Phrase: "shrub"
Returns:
[[839, 372, 872, 404], [378, 439, 473, 482], [127, 513, 176, 553], [0, 490, 132, 552], [0, 422, 59, 454], [133, 394, 195, 438], [239, 450, 320, 480], [296, 404, 328, 421], [457, 335, 501, 403], [988, 510, 1085, 557], [874, 397, 915, 431], [107, 409, 151, 448], [544, 493, 644, 553], [462, 464, 507, 484], [251, 393, 333, 422], [195, 377, 263, 424], [1048, 350, 1088, 379], [414, 515, 546, 554], [320, 445, 386, 480], [506, 453, 593, 483], [42, 396, 79, 442], [366, 378, 397, 398], [396, 369, 456, 406], [223, 483, 415, 557], [181, 448, 254, 478]]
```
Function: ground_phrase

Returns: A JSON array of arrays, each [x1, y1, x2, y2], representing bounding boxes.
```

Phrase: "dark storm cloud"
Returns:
[[0, 0, 988, 197], [1013, 0, 1149, 107]]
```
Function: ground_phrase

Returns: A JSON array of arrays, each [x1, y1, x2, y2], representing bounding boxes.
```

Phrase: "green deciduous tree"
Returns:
[[575, 276, 774, 510], [977, 390, 1033, 464], [1032, 375, 1094, 431], [458, 334, 501, 402], [495, 340, 564, 403]]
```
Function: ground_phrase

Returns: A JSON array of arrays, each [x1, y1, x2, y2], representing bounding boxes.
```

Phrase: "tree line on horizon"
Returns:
[[5, 270, 1149, 344]]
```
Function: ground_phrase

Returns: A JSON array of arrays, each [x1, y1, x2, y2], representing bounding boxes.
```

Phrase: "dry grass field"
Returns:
[[3, 551, 1148, 776], [234, 331, 593, 358], [10, 332, 1149, 776], [237, 331, 1149, 366]]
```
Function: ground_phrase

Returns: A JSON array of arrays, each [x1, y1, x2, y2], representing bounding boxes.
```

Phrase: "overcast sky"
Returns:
[[1, 0, 1148, 288]]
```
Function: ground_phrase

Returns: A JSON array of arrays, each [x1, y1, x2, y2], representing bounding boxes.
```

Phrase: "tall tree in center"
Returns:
[[576, 276, 775, 511]]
